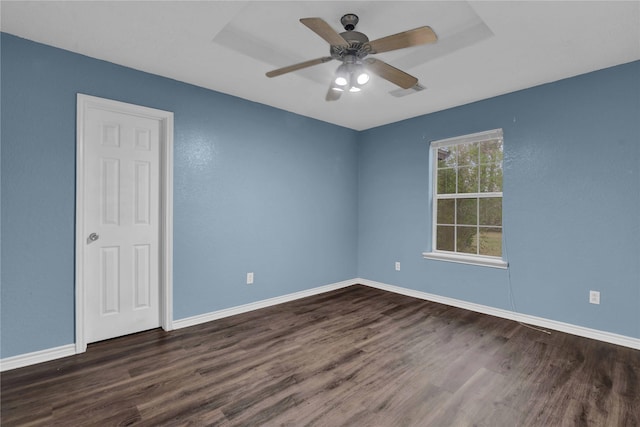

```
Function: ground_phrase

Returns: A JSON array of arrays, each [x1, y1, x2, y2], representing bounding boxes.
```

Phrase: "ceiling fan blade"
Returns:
[[266, 57, 333, 78], [300, 17, 349, 47], [366, 26, 437, 54], [365, 58, 418, 89], [326, 86, 342, 102]]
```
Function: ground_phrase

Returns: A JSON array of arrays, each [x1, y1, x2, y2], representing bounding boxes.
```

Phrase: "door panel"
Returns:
[[133, 244, 151, 308], [83, 107, 161, 344]]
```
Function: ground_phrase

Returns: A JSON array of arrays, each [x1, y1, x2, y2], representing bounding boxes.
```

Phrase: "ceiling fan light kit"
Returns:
[[332, 55, 370, 93], [265, 14, 437, 101]]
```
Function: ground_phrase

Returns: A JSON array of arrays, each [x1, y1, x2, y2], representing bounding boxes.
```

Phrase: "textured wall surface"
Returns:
[[1, 34, 358, 358], [358, 61, 640, 338], [2, 32, 638, 359]]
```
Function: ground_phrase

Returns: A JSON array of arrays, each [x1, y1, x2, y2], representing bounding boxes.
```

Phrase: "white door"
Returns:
[[81, 102, 162, 343]]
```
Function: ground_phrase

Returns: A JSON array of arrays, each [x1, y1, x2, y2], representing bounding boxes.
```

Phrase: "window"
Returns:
[[423, 129, 507, 268]]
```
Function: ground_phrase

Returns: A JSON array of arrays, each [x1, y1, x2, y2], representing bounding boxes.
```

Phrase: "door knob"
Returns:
[[88, 232, 99, 242]]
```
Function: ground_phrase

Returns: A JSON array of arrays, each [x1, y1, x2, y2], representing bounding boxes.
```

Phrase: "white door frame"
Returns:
[[75, 94, 174, 353]]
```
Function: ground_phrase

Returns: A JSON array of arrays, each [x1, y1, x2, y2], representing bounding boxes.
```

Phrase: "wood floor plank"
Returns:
[[2, 285, 638, 426]]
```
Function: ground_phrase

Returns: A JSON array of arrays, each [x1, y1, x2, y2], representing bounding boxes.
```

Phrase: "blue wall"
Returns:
[[358, 61, 640, 339], [0, 34, 359, 358], [2, 32, 638, 359]]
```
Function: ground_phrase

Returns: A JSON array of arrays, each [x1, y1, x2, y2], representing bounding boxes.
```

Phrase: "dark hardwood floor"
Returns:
[[2, 285, 639, 426]]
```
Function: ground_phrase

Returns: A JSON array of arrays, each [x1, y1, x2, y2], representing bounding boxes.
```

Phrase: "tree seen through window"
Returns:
[[433, 130, 503, 258]]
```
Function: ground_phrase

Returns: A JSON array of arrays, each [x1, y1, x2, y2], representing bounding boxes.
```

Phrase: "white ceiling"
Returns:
[[2, 1, 639, 130]]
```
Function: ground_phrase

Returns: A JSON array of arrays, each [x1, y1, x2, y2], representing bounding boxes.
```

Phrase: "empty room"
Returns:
[[1, 1, 639, 425]]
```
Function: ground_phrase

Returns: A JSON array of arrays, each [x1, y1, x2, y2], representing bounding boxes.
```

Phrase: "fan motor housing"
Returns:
[[329, 13, 370, 60], [330, 30, 370, 60]]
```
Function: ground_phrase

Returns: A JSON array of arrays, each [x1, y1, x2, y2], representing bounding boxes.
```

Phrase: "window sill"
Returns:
[[422, 251, 508, 269]]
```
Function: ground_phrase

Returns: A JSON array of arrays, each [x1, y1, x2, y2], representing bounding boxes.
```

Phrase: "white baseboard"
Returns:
[[357, 278, 640, 350], [0, 344, 76, 372], [173, 278, 358, 330], [1, 279, 357, 372], [4, 276, 636, 372]]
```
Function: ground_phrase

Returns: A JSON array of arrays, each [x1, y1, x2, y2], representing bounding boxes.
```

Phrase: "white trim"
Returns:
[[5, 277, 637, 371], [357, 278, 640, 350], [160, 106, 174, 332], [1, 279, 357, 371], [173, 279, 358, 329], [75, 94, 174, 353], [0, 344, 76, 372], [423, 251, 508, 269], [431, 128, 503, 148]]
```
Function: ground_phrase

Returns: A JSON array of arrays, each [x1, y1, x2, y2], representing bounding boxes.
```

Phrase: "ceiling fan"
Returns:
[[265, 14, 437, 101]]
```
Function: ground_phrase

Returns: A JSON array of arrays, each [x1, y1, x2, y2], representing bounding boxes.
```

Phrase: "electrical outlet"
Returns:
[[589, 290, 600, 305], [247, 272, 254, 285], [395, 262, 401, 271]]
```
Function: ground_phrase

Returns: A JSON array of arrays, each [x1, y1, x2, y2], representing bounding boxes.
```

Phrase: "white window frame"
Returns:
[[423, 129, 508, 269]]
